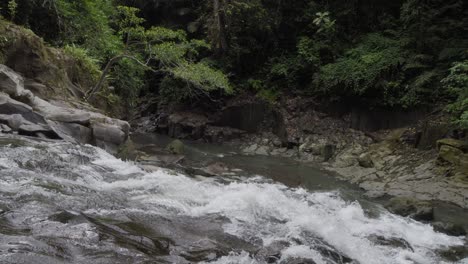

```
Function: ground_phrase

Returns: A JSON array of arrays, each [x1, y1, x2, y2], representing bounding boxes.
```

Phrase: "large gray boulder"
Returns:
[[0, 93, 46, 124], [92, 123, 128, 152], [0, 64, 130, 152], [48, 121, 92, 144]]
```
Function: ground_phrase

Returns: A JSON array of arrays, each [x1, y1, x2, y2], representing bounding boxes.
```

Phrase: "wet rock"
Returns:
[[0, 113, 28, 130], [0, 124, 12, 133], [385, 197, 434, 221], [168, 112, 209, 139], [92, 123, 127, 145], [432, 222, 467, 236], [333, 143, 365, 168], [92, 123, 128, 153], [49, 121, 92, 144], [166, 139, 185, 154], [0, 93, 46, 125], [201, 162, 230, 176], [280, 258, 317, 264], [438, 245, 468, 263], [438, 145, 464, 165], [18, 123, 59, 139], [368, 235, 413, 251], [358, 153, 374, 168], [256, 240, 290, 263], [139, 153, 185, 165]]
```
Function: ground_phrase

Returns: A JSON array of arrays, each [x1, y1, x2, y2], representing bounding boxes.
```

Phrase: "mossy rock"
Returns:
[[438, 145, 463, 165], [436, 138, 468, 152], [166, 139, 184, 154]]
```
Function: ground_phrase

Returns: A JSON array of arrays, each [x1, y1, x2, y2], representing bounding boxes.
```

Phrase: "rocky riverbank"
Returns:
[[132, 96, 468, 212]]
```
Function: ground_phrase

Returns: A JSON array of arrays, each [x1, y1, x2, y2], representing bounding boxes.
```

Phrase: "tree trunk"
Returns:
[[85, 54, 151, 101], [213, 0, 228, 55]]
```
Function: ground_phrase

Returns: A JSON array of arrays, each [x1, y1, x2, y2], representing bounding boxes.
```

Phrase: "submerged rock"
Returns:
[[432, 222, 467, 236], [385, 197, 434, 221]]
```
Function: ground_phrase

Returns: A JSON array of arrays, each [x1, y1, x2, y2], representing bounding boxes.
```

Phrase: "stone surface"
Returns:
[[168, 112, 209, 139], [18, 123, 59, 138], [92, 123, 127, 146], [47, 112, 91, 126], [437, 138, 468, 152], [439, 145, 463, 165], [0, 93, 46, 124], [358, 153, 374, 168], [166, 139, 185, 155], [50, 121, 92, 144], [0, 124, 12, 133], [385, 197, 434, 221], [0, 64, 25, 97]]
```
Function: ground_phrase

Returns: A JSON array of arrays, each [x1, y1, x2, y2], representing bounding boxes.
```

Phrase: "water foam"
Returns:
[[88, 148, 466, 264], [0, 140, 466, 264]]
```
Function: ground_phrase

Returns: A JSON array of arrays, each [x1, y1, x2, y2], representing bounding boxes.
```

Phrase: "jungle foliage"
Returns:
[[0, 0, 467, 125]]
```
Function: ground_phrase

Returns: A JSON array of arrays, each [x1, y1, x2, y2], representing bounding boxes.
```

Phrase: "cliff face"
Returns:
[[0, 21, 95, 100], [0, 21, 129, 153]]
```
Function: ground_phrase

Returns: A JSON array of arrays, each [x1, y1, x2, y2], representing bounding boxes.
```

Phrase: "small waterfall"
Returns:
[[0, 136, 466, 264]]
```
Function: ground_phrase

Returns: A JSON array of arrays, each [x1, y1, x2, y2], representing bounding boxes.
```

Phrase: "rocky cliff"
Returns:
[[0, 21, 129, 153]]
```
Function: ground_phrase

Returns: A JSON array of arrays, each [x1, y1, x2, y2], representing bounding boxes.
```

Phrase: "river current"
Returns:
[[0, 135, 466, 264]]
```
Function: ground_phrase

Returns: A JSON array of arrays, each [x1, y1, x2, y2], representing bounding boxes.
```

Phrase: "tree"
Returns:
[[86, 5, 231, 101]]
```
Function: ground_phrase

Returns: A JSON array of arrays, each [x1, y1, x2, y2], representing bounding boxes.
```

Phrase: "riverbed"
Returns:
[[0, 134, 467, 263]]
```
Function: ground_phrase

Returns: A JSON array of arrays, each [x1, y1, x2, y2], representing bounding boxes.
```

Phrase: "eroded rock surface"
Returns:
[[0, 64, 129, 153]]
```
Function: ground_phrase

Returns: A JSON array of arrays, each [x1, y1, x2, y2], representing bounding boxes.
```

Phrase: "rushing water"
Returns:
[[0, 135, 467, 264]]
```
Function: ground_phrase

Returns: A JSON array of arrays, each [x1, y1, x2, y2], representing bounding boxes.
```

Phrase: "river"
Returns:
[[0, 134, 467, 264]]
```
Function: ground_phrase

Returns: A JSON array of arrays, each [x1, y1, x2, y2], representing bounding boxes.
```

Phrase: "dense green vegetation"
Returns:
[[0, 0, 467, 126]]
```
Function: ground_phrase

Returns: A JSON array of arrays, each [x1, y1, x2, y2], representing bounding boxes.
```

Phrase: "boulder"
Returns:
[[47, 112, 91, 126], [358, 152, 374, 168], [432, 222, 466, 236], [438, 145, 464, 165], [0, 124, 12, 133], [92, 123, 127, 144], [0, 93, 46, 124], [49, 121, 92, 144], [200, 162, 230, 176], [166, 139, 185, 154], [18, 123, 59, 139], [333, 143, 365, 168], [385, 197, 434, 221], [437, 138, 468, 152], [0, 113, 28, 130]]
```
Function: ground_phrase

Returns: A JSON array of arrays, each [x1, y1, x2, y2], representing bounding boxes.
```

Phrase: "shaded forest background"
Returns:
[[1, 0, 467, 127]]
